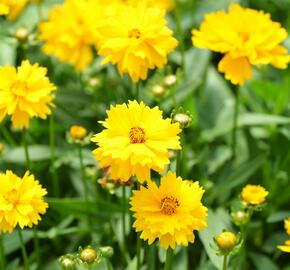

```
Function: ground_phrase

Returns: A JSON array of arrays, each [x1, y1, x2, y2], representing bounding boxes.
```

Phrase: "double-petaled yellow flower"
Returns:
[[0, 60, 56, 129], [91, 100, 181, 183], [240, 184, 269, 205], [0, 170, 48, 233], [130, 171, 207, 249], [97, 1, 178, 82], [38, 0, 105, 71], [192, 4, 290, 85], [0, 0, 27, 20]]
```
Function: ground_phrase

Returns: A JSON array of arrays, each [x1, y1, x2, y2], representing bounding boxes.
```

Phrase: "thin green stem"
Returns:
[[17, 227, 29, 270], [23, 131, 31, 170], [222, 255, 228, 270], [231, 87, 240, 160], [163, 248, 174, 270], [49, 115, 59, 197], [78, 146, 92, 229], [174, 5, 185, 71], [0, 125, 17, 146], [0, 233, 5, 270], [106, 259, 113, 270], [136, 235, 141, 270]]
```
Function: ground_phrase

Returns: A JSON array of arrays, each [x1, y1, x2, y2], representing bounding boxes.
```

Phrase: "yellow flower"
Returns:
[[277, 240, 290, 253], [0, 170, 48, 233], [0, 60, 56, 129], [97, 1, 178, 82], [0, 0, 28, 20], [70, 125, 87, 140], [285, 217, 290, 236], [192, 4, 290, 85], [215, 231, 237, 252], [130, 171, 207, 249], [91, 100, 181, 183], [240, 184, 269, 205], [126, 0, 174, 11], [38, 0, 104, 71]]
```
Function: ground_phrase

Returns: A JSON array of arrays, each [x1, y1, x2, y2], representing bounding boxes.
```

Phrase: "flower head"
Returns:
[[97, 1, 178, 82], [127, 0, 174, 11], [70, 125, 87, 140], [0, 0, 27, 20], [240, 184, 269, 205], [277, 240, 290, 253], [130, 171, 207, 249], [38, 0, 105, 70], [91, 100, 181, 183], [192, 4, 290, 85], [0, 60, 56, 129], [215, 231, 237, 252], [0, 170, 48, 233]]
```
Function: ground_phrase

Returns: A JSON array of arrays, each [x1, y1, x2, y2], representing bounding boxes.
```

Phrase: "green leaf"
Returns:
[[267, 211, 290, 223], [249, 252, 279, 270], [3, 230, 33, 255]]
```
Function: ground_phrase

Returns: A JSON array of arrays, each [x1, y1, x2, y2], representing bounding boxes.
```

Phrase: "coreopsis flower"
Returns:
[[0, 0, 27, 20], [0, 60, 56, 129], [240, 184, 269, 205], [130, 171, 207, 249], [192, 4, 290, 85], [215, 232, 237, 252], [91, 100, 181, 183], [277, 218, 290, 253], [0, 170, 48, 233], [38, 0, 103, 70], [70, 125, 87, 140], [97, 1, 178, 82], [127, 0, 174, 11]]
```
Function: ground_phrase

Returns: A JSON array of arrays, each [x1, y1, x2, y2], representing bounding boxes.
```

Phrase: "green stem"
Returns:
[[0, 125, 16, 146], [49, 115, 59, 197], [23, 131, 40, 266], [122, 185, 128, 261], [0, 233, 5, 270], [231, 86, 240, 160], [136, 235, 141, 270], [78, 146, 92, 229], [106, 259, 113, 270], [223, 255, 228, 270], [23, 131, 31, 170], [17, 227, 29, 270], [163, 248, 173, 270], [135, 82, 140, 102], [174, 5, 185, 70]]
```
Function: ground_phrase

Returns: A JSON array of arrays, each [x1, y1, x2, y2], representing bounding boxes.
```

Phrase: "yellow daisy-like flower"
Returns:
[[285, 217, 290, 236], [240, 184, 269, 205], [0, 170, 48, 233], [130, 171, 207, 249], [91, 100, 181, 183], [97, 1, 178, 82], [0, 60, 56, 129], [277, 240, 290, 253], [38, 0, 104, 70], [192, 4, 290, 85], [0, 0, 27, 20], [215, 231, 237, 252]]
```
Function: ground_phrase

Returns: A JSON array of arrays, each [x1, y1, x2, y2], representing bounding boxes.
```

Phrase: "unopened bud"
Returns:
[[231, 210, 249, 226], [152, 84, 165, 98], [215, 231, 237, 252], [80, 247, 98, 264], [59, 255, 76, 270], [173, 113, 192, 129], [164, 74, 177, 86], [70, 125, 87, 140], [100, 246, 114, 258], [15, 27, 29, 42]]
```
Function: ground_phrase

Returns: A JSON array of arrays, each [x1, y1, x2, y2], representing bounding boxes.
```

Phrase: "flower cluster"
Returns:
[[0, 170, 48, 233]]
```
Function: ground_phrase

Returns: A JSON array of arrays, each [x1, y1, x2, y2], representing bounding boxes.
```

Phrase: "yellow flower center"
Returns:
[[128, 28, 141, 39], [4, 189, 20, 206], [129, 127, 145, 144], [11, 81, 28, 96], [160, 196, 179, 215]]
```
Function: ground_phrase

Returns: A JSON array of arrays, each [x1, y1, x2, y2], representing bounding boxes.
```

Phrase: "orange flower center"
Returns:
[[128, 28, 141, 39], [4, 189, 20, 206], [129, 127, 145, 144], [11, 81, 28, 96], [160, 196, 179, 215]]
